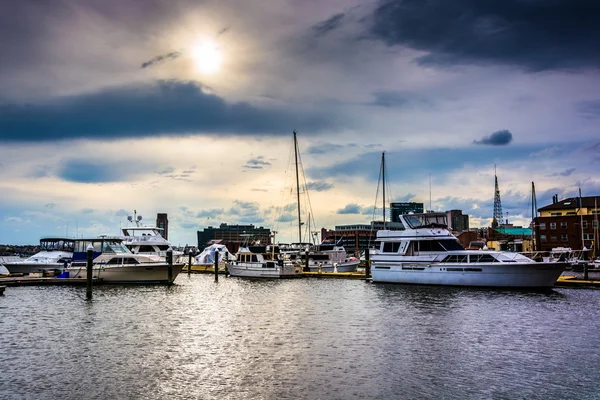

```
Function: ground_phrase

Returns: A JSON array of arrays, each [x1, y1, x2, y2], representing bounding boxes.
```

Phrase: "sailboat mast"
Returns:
[[595, 198, 599, 259], [294, 130, 302, 243], [531, 182, 537, 251], [579, 188, 584, 251], [382, 152, 386, 228]]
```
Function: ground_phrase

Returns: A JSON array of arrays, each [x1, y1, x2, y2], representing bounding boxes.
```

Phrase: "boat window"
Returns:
[[382, 242, 401, 253], [310, 254, 330, 261], [442, 255, 468, 263], [439, 240, 465, 251], [251, 255, 259, 262], [469, 254, 498, 263], [139, 245, 155, 253], [416, 241, 447, 252], [157, 245, 170, 251]]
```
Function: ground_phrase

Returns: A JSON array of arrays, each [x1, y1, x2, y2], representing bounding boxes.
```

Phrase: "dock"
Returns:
[[0, 276, 101, 287], [555, 275, 600, 289]]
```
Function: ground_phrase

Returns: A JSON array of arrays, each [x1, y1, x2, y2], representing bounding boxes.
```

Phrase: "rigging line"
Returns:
[[369, 155, 384, 248]]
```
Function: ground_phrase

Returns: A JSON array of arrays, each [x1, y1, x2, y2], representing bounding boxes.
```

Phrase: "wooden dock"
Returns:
[[0, 277, 101, 287]]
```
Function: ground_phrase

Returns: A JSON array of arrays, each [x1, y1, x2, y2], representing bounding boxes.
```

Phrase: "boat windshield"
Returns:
[[404, 213, 448, 229], [101, 240, 130, 254]]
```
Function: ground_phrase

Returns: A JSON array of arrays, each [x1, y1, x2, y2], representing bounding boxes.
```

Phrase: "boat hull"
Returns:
[[227, 262, 303, 278], [371, 262, 567, 288], [67, 263, 184, 283], [2, 262, 65, 275], [307, 260, 360, 273]]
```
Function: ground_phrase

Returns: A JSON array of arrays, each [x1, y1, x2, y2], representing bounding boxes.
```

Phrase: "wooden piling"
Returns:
[[214, 249, 219, 282], [167, 247, 173, 285], [187, 249, 193, 276], [365, 248, 371, 277], [86, 244, 93, 300]]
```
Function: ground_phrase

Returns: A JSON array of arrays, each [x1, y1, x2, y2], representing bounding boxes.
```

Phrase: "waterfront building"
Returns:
[[533, 195, 600, 254], [446, 209, 469, 232], [197, 223, 271, 253], [390, 202, 424, 222], [321, 221, 405, 256]]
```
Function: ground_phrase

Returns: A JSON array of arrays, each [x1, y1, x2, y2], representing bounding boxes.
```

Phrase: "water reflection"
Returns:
[[0, 276, 599, 399]]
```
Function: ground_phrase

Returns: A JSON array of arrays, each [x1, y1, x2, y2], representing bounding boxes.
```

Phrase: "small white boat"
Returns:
[[300, 241, 360, 273], [226, 245, 303, 278], [2, 238, 74, 275], [66, 238, 183, 283], [194, 243, 236, 270]]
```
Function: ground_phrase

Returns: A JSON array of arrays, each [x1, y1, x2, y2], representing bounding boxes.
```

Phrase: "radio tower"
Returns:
[[492, 165, 504, 228]]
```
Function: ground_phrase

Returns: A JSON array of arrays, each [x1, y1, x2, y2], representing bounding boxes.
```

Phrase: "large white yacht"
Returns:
[[226, 244, 303, 278], [66, 237, 183, 283], [117, 212, 183, 262], [2, 238, 74, 275], [370, 212, 566, 288]]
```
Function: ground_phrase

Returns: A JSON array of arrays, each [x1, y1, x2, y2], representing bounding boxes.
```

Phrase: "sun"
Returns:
[[191, 41, 222, 74]]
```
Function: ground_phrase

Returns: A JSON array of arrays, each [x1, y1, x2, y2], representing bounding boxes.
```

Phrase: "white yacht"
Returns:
[[2, 238, 74, 275], [226, 244, 303, 278], [371, 212, 566, 288], [118, 212, 183, 262], [66, 238, 183, 283]]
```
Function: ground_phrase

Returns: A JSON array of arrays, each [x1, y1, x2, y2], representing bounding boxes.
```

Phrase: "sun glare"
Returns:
[[191, 41, 222, 74]]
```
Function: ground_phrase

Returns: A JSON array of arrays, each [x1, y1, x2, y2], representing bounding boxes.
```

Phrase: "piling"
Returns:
[[214, 249, 219, 282], [584, 263, 589, 281], [365, 248, 371, 277], [187, 249, 193, 276], [167, 247, 173, 285], [86, 244, 93, 300]]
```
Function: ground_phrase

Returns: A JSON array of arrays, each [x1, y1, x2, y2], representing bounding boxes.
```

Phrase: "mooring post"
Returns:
[[584, 263, 589, 281], [214, 249, 219, 282], [365, 248, 371, 278], [167, 247, 173, 285], [86, 244, 93, 300], [188, 248, 193, 276]]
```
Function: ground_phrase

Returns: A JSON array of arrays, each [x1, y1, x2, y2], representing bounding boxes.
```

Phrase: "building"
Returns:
[[321, 221, 405, 256], [197, 223, 271, 253], [390, 202, 424, 222], [446, 209, 469, 232], [533, 195, 600, 253], [156, 213, 169, 240]]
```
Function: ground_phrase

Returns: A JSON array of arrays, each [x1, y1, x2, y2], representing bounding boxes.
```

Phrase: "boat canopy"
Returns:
[[402, 213, 448, 229]]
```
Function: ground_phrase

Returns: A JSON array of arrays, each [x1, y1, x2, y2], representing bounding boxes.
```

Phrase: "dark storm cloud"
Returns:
[[312, 13, 345, 36], [473, 130, 513, 146], [57, 159, 145, 183], [548, 168, 576, 177], [141, 51, 182, 69], [369, 0, 600, 71], [0, 80, 339, 142]]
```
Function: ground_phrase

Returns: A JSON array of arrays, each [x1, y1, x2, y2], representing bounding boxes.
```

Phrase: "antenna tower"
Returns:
[[492, 166, 504, 228]]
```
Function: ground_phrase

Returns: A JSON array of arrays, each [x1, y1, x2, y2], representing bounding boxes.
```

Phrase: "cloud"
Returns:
[[548, 168, 576, 177], [578, 100, 600, 118], [81, 208, 94, 214], [157, 167, 175, 175], [312, 13, 345, 36], [369, 0, 600, 71], [337, 203, 363, 214], [306, 181, 334, 192], [141, 50, 182, 69], [305, 142, 346, 154], [0, 80, 341, 142], [243, 156, 272, 170], [473, 130, 513, 146], [44, 203, 56, 209], [56, 159, 151, 183], [196, 208, 224, 218], [392, 193, 416, 202], [370, 91, 433, 109]]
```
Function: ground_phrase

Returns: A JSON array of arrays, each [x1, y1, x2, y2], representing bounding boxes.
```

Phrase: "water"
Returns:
[[1, 275, 600, 399]]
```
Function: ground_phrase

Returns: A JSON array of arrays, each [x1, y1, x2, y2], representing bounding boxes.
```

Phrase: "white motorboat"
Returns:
[[371, 212, 566, 288], [117, 211, 184, 262], [226, 244, 303, 278], [290, 241, 360, 272], [66, 238, 183, 283], [2, 238, 74, 275]]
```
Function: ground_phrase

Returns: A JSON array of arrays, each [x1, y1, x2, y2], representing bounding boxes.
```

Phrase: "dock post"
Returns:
[[214, 249, 219, 282], [188, 248, 193, 276], [167, 247, 173, 285], [584, 263, 588, 281], [86, 244, 93, 300], [365, 248, 371, 277]]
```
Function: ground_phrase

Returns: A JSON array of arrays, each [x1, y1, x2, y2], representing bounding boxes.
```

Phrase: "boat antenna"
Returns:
[[294, 130, 302, 243]]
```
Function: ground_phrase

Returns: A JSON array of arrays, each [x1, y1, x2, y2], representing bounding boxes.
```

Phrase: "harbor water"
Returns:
[[1, 275, 600, 399]]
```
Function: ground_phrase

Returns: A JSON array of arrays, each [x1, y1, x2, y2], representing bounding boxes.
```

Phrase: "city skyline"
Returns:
[[1, 0, 599, 245]]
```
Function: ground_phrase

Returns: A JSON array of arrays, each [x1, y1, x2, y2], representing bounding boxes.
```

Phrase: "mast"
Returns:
[[531, 182, 537, 250], [293, 130, 302, 243], [579, 188, 584, 251], [382, 152, 386, 228], [595, 198, 599, 259]]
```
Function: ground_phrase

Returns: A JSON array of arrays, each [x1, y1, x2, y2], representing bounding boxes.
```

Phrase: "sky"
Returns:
[[1, 0, 600, 246]]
